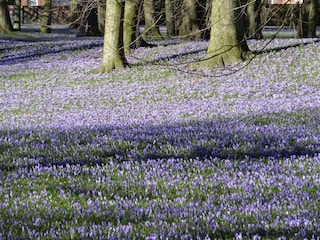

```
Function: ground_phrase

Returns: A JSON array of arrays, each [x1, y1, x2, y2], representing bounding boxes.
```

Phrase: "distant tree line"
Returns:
[[68, 0, 319, 39], [0, 0, 318, 72]]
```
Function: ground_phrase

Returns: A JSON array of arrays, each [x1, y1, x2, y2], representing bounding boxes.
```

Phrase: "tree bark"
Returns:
[[165, 0, 174, 36], [142, 0, 162, 39], [85, 6, 100, 35], [40, 0, 52, 33], [0, 0, 13, 33], [165, 0, 180, 37], [13, 0, 21, 30], [199, 0, 211, 39], [100, 0, 128, 73], [97, 0, 106, 34], [68, 0, 80, 28], [179, 0, 201, 40], [124, 0, 139, 53], [200, 0, 250, 68], [246, 0, 263, 39], [123, 0, 151, 53], [297, 0, 318, 38]]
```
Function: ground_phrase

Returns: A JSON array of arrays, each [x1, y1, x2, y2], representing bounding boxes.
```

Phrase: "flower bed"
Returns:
[[0, 37, 320, 238]]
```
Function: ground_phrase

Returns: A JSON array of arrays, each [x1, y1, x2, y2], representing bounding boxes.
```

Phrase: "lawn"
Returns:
[[0, 33, 320, 239]]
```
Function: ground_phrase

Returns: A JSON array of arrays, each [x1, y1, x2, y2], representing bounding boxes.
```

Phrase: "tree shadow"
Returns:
[[0, 38, 103, 65], [253, 38, 320, 55], [132, 38, 320, 67], [1, 106, 319, 171]]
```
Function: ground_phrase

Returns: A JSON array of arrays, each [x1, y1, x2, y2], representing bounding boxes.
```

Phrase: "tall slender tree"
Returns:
[[165, 0, 180, 37], [40, 0, 52, 33], [142, 0, 162, 39], [297, 0, 318, 38], [246, 0, 263, 39], [123, 0, 139, 53], [99, 0, 128, 72], [179, 0, 201, 40], [97, 0, 106, 33], [123, 0, 152, 53], [198, 0, 212, 39], [0, 0, 13, 33], [166, 0, 209, 39], [200, 0, 250, 67], [69, 0, 80, 28], [13, 0, 21, 30]]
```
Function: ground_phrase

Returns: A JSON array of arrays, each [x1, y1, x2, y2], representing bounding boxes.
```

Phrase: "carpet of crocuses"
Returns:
[[0, 32, 320, 239]]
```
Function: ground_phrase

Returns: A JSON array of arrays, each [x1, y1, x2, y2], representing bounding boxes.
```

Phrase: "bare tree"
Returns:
[[40, 0, 52, 33], [142, 0, 162, 39], [200, 0, 250, 67], [179, 0, 201, 40], [297, 0, 318, 38], [77, 1, 101, 35], [69, 0, 80, 27], [0, 0, 13, 33], [246, 0, 263, 39], [199, 0, 212, 39], [165, 0, 211, 39], [99, 0, 128, 72], [124, 0, 140, 53], [123, 0, 152, 53], [13, 0, 21, 30], [97, 0, 106, 33], [165, 0, 180, 37]]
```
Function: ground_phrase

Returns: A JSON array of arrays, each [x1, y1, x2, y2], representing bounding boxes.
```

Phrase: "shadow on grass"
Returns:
[[253, 38, 320, 55], [1, 106, 319, 171], [0, 39, 103, 65], [1, 34, 318, 67]]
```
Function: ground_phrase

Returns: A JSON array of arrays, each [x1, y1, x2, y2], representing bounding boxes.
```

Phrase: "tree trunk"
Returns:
[[97, 0, 106, 34], [199, 0, 211, 39], [0, 0, 13, 33], [200, 0, 250, 68], [297, 0, 318, 38], [69, 0, 80, 28], [13, 0, 21, 30], [179, 0, 201, 40], [142, 0, 162, 39], [123, 0, 151, 53], [124, 0, 139, 53], [165, 0, 174, 36], [85, 6, 100, 35], [246, 0, 263, 39], [165, 0, 180, 37], [40, 0, 52, 33], [100, 0, 128, 73]]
